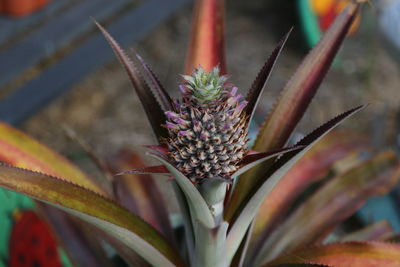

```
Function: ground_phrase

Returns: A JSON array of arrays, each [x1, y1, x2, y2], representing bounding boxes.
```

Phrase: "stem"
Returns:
[[194, 221, 229, 267], [198, 178, 228, 223], [194, 179, 229, 266]]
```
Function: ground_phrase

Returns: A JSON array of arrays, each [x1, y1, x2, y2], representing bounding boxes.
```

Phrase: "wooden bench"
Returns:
[[0, 0, 190, 125]]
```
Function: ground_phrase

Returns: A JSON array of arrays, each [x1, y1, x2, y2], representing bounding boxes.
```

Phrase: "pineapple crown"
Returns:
[[181, 66, 228, 105]]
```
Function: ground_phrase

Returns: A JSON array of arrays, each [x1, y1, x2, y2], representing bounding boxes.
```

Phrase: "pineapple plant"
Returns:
[[0, 0, 400, 266]]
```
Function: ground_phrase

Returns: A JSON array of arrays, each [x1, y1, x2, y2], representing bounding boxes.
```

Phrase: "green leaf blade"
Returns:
[[150, 154, 215, 228], [0, 165, 184, 267]]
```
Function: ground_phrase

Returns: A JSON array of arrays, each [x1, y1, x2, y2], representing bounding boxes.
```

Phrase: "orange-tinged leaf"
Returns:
[[0, 165, 184, 267], [0, 122, 104, 195], [185, 0, 226, 74], [225, 2, 363, 223], [264, 241, 400, 267], [254, 151, 400, 265], [252, 131, 368, 242]]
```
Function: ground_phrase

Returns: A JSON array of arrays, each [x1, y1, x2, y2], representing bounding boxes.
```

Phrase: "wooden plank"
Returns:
[[0, 0, 70, 44], [0, 0, 131, 89], [0, 0, 191, 125]]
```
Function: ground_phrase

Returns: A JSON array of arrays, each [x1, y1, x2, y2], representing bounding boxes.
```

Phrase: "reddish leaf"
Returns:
[[238, 145, 303, 169], [268, 105, 369, 177], [234, 145, 304, 178], [135, 53, 174, 112], [185, 0, 226, 74], [225, 104, 367, 223], [254, 151, 400, 265], [95, 21, 168, 139], [108, 149, 175, 243], [225, 1, 363, 222], [341, 220, 395, 242], [251, 131, 368, 243], [264, 241, 400, 267], [244, 28, 292, 123], [143, 145, 169, 157], [115, 165, 169, 176], [254, 2, 361, 152]]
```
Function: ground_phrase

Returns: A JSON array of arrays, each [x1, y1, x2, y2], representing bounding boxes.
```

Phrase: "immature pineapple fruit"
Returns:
[[165, 67, 248, 182]]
